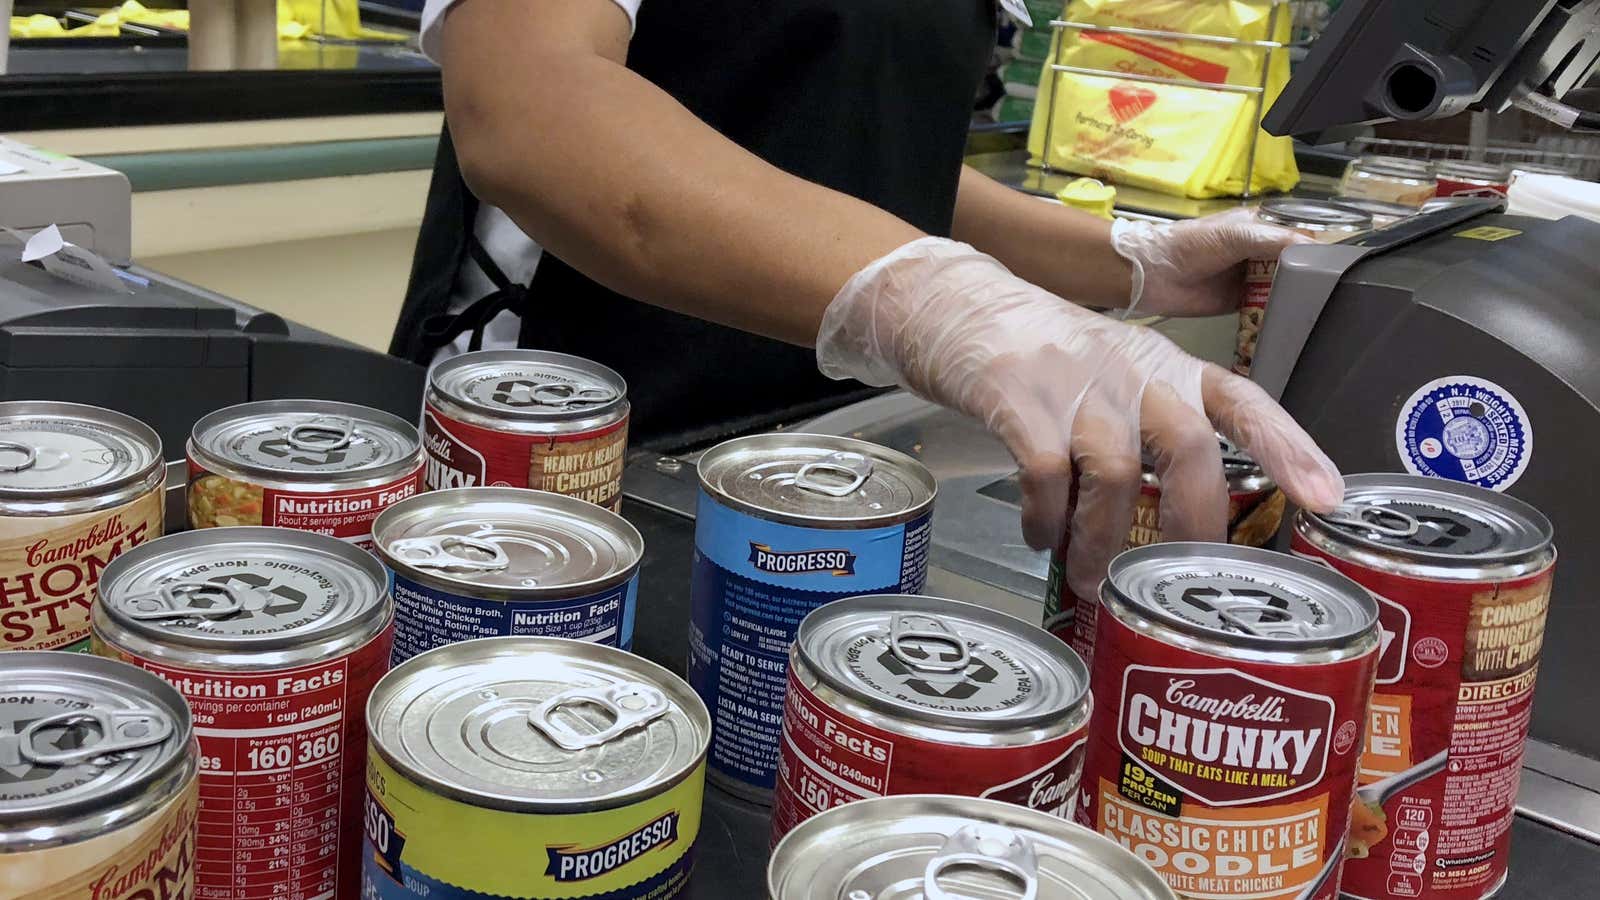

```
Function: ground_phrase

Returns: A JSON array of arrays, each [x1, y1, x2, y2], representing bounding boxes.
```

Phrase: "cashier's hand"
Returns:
[[816, 238, 1344, 602], [1111, 207, 1313, 318]]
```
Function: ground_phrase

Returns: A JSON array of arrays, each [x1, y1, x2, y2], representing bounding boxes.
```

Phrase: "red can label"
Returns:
[[421, 404, 628, 511], [1044, 482, 1284, 664], [1080, 608, 1376, 900], [1234, 258, 1278, 376], [770, 674, 1087, 846], [1291, 537, 1553, 900], [187, 459, 424, 551], [97, 626, 393, 900], [1434, 179, 1509, 200]]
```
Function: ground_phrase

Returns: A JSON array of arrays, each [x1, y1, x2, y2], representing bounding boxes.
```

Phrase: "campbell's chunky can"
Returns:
[[1291, 475, 1555, 900], [92, 527, 394, 900], [361, 636, 710, 900], [375, 486, 644, 665], [1044, 435, 1284, 663], [688, 434, 935, 803], [770, 794, 1176, 900], [422, 350, 629, 510], [1235, 200, 1371, 377], [1432, 160, 1512, 200], [0, 401, 164, 652], [1081, 543, 1380, 900], [1, 652, 199, 899], [771, 594, 1091, 846], [187, 400, 425, 550]]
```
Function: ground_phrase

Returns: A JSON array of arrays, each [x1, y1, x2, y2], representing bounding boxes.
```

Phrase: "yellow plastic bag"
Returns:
[[11, 15, 68, 38], [278, 0, 407, 41], [1028, 0, 1299, 198]]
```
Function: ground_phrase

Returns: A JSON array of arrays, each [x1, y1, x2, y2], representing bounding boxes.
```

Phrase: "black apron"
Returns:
[[393, 0, 996, 445]]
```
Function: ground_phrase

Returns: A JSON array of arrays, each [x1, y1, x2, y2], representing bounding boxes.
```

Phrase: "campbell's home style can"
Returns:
[[187, 399, 425, 550], [1235, 199, 1371, 377], [361, 636, 710, 899], [1291, 475, 1555, 900], [1, 652, 199, 899], [375, 486, 644, 665], [769, 794, 1176, 900], [0, 401, 164, 652], [688, 434, 935, 803], [92, 527, 394, 900], [1044, 435, 1284, 664], [771, 594, 1091, 846], [1081, 543, 1380, 900], [422, 350, 629, 510]]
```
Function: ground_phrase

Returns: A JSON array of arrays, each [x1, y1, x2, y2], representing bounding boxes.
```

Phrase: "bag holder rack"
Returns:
[[1033, 1, 1288, 200]]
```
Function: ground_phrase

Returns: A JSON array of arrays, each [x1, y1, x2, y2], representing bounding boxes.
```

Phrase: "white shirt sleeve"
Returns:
[[419, 0, 642, 63]]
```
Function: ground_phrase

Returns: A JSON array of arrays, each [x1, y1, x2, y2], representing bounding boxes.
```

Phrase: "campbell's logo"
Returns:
[[422, 411, 485, 490], [1119, 666, 1333, 806], [748, 544, 856, 576], [85, 797, 196, 900], [545, 812, 679, 882], [980, 739, 1087, 818]]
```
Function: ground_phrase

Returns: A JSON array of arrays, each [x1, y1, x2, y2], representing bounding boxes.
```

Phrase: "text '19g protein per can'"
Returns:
[[1080, 543, 1380, 900], [361, 636, 710, 900], [771, 593, 1091, 846], [688, 434, 935, 803], [1, 652, 199, 900], [92, 526, 394, 900], [1291, 475, 1555, 900]]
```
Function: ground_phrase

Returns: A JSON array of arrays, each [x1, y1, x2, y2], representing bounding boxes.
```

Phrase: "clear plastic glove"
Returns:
[[817, 237, 1344, 603], [1112, 207, 1313, 318]]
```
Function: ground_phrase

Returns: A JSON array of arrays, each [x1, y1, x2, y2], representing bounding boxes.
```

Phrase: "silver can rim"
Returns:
[[0, 400, 164, 506], [187, 399, 424, 485], [697, 432, 937, 529], [428, 349, 630, 423]]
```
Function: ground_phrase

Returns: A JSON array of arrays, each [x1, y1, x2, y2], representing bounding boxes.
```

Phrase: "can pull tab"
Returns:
[[19, 706, 174, 766], [286, 416, 356, 452], [527, 682, 670, 751], [531, 383, 619, 408], [794, 452, 873, 498], [389, 534, 511, 572], [890, 614, 971, 673], [0, 441, 38, 474], [119, 580, 246, 622], [1322, 503, 1421, 539], [923, 824, 1039, 900]]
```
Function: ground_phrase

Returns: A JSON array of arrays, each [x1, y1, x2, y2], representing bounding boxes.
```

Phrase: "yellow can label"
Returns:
[[361, 749, 702, 899]]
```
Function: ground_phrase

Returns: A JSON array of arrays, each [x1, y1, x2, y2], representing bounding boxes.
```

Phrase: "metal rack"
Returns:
[[1035, 1, 1289, 199], [1350, 134, 1600, 181]]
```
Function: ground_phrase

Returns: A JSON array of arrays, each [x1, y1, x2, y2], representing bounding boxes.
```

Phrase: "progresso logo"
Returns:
[[747, 543, 856, 577], [545, 811, 680, 882]]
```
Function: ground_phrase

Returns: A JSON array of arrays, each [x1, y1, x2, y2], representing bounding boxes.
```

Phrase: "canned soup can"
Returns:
[[375, 486, 644, 666], [1, 652, 199, 900], [1235, 200, 1371, 378], [187, 400, 425, 550], [1290, 475, 1554, 900], [91, 526, 394, 900], [1340, 156, 1437, 207], [687, 434, 936, 803], [0, 401, 163, 652], [361, 636, 710, 900], [769, 794, 1177, 900], [772, 594, 1092, 846], [422, 349, 630, 510], [1433, 160, 1512, 199], [1081, 543, 1380, 900], [1044, 434, 1284, 664]]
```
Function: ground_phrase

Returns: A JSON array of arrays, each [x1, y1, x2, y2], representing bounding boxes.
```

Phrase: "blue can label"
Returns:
[[687, 491, 932, 793], [389, 571, 638, 667]]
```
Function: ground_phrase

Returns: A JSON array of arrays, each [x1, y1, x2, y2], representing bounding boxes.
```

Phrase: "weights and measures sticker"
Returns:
[[1396, 377, 1532, 491]]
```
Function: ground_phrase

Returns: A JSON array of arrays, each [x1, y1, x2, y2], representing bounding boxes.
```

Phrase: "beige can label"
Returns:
[[0, 488, 163, 652], [4, 773, 198, 900]]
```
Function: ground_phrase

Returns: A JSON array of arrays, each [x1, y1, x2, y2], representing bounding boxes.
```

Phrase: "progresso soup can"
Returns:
[[687, 434, 936, 803], [771, 594, 1091, 847], [0, 401, 164, 652], [1080, 543, 1380, 900], [769, 794, 1177, 900], [186, 399, 425, 550], [1, 652, 199, 900], [1043, 435, 1284, 664], [360, 636, 711, 900], [91, 526, 394, 900], [422, 350, 630, 510], [375, 486, 644, 666], [1291, 475, 1555, 900]]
